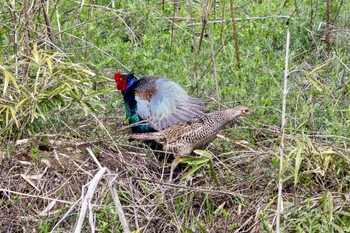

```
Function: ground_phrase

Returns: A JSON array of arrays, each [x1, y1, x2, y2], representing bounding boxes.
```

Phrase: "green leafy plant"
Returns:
[[180, 149, 220, 186]]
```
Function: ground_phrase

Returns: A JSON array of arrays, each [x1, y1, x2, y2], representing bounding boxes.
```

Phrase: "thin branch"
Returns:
[[197, 1, 208, 55], [276, 27, 290, 233], [23, 0, 30, 57], [188, 0, 198, 79], [56, 7, 62, 42], [220, 0, 226, 50], [132, 177, 246, 197], [87, 148, 131, 233], [204, 2, 221, 109], [74, 167, 107, 233], [229, 0, 241, 68], [167, 0, 177, 76], [41, 0, 53, 42], [12, 1, 18, 78], [108, 179, 131, 233], [23, 0, 31, 78], [0, 188, 78, 205], [325, 0, 331, 54], [128, 176, 139, 230], [50, 198, 82, 232], [162, 15, 291, 27]]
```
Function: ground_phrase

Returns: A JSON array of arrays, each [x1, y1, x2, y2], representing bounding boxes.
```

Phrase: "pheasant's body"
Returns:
[[129, 107, 249, 154], [115, 73, 204, 133], [127, 106, 251, 181]]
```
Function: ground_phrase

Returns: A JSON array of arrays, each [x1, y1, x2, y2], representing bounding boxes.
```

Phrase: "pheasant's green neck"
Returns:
[[123, 94, 154, 133]]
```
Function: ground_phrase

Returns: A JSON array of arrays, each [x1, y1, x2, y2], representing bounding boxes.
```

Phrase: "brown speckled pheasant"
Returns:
[[127, 106, 251, 181]]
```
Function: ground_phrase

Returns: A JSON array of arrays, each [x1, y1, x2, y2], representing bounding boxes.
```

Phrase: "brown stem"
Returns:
[[220, 0, 226, 49], [197, 1, 208, 55], [188, 0, 198, 80], [166, 0, 177, 76], [229, 0, 241, 69], [204, 4, 220, 109], [41, 0, 53, 42], [23, 0, 30, 79], [325, 0, 331, 54], [12, 1, 18, 78]]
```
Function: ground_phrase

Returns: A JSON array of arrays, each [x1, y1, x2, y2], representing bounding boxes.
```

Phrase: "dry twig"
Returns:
[[229, 0, 241, 68], [203, 1, 221, 109], [276, 27, 290, 232], [86, 148, 131, 233]]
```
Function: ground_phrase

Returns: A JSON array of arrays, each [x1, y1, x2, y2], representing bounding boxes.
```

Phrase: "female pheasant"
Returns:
[[126, 106, 251, 181], [114, 72, 204, 133]]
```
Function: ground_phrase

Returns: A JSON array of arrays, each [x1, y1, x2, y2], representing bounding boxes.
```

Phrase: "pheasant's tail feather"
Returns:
[[126, 132, 164, 141]]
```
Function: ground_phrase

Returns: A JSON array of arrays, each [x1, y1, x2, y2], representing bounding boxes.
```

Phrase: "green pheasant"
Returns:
[[114, 72, 204, 133], [127, 106, 251, 181]]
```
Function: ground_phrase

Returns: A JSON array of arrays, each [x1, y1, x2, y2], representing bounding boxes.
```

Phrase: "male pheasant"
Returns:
[[114, 72, 204, 133], [127, 106, 251, 181]]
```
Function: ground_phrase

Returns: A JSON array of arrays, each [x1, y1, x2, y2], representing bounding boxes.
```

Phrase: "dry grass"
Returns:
[[1, 119, 349, 232]]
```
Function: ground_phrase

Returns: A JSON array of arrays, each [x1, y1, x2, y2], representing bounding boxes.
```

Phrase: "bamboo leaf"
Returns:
[[193, 216, 207, 233], [132, 227, 145, 233], [7, 70, 19, 90], [327, 192, 334, 222], [3, 70, 20, 95], [9, 106, 19, 128], [324, 155, 332, 173], [16, 97, 30, 108], [3, 70, 9, 96], [181, 164, 206, 180], [35, 104, 46, 121], [309, 61, 330, 74], [209, 160, 220, 187], [306, 76, 326, 91], [182, 226, 196, 233], [178, 156, 209, 166], [6, 107, 9, 125], [79, 68, 96, 76], [194, 149, 213, 159], [47, 57, 53, 72], [32, 46, 40, 64], [294, 146, 303, 188], [278, 148, 296, 179], [331, 223, 344, 233]]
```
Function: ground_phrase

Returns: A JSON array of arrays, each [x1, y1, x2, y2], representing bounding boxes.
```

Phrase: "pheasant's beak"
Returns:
[[243, 109, 252, 115]]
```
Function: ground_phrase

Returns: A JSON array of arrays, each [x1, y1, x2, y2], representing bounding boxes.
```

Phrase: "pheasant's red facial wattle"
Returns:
[[114, 72, 127, 92]]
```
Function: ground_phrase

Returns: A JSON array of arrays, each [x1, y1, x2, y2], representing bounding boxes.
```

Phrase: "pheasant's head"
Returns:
[[231, 106, 251, 119], [114, 72, 138, 93]]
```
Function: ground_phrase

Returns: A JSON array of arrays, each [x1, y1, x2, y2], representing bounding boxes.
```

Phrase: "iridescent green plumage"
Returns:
[[123, 99, 153, 133]]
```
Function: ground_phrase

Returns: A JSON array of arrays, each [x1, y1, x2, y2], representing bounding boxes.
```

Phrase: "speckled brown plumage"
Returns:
[[127, 106, 251, 181]]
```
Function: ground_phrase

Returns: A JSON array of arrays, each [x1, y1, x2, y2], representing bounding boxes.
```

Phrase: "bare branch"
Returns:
[[276, 27, 290, 233], [204, 3, 221, 109], [41, 0, 53, 42], [74, 168, 107, 233], [325, 0, 331, 54], [229, 0, 241, 68]]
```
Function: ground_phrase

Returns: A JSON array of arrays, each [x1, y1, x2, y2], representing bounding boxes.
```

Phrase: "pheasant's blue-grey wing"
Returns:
[[134, 76, 204, 130]]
